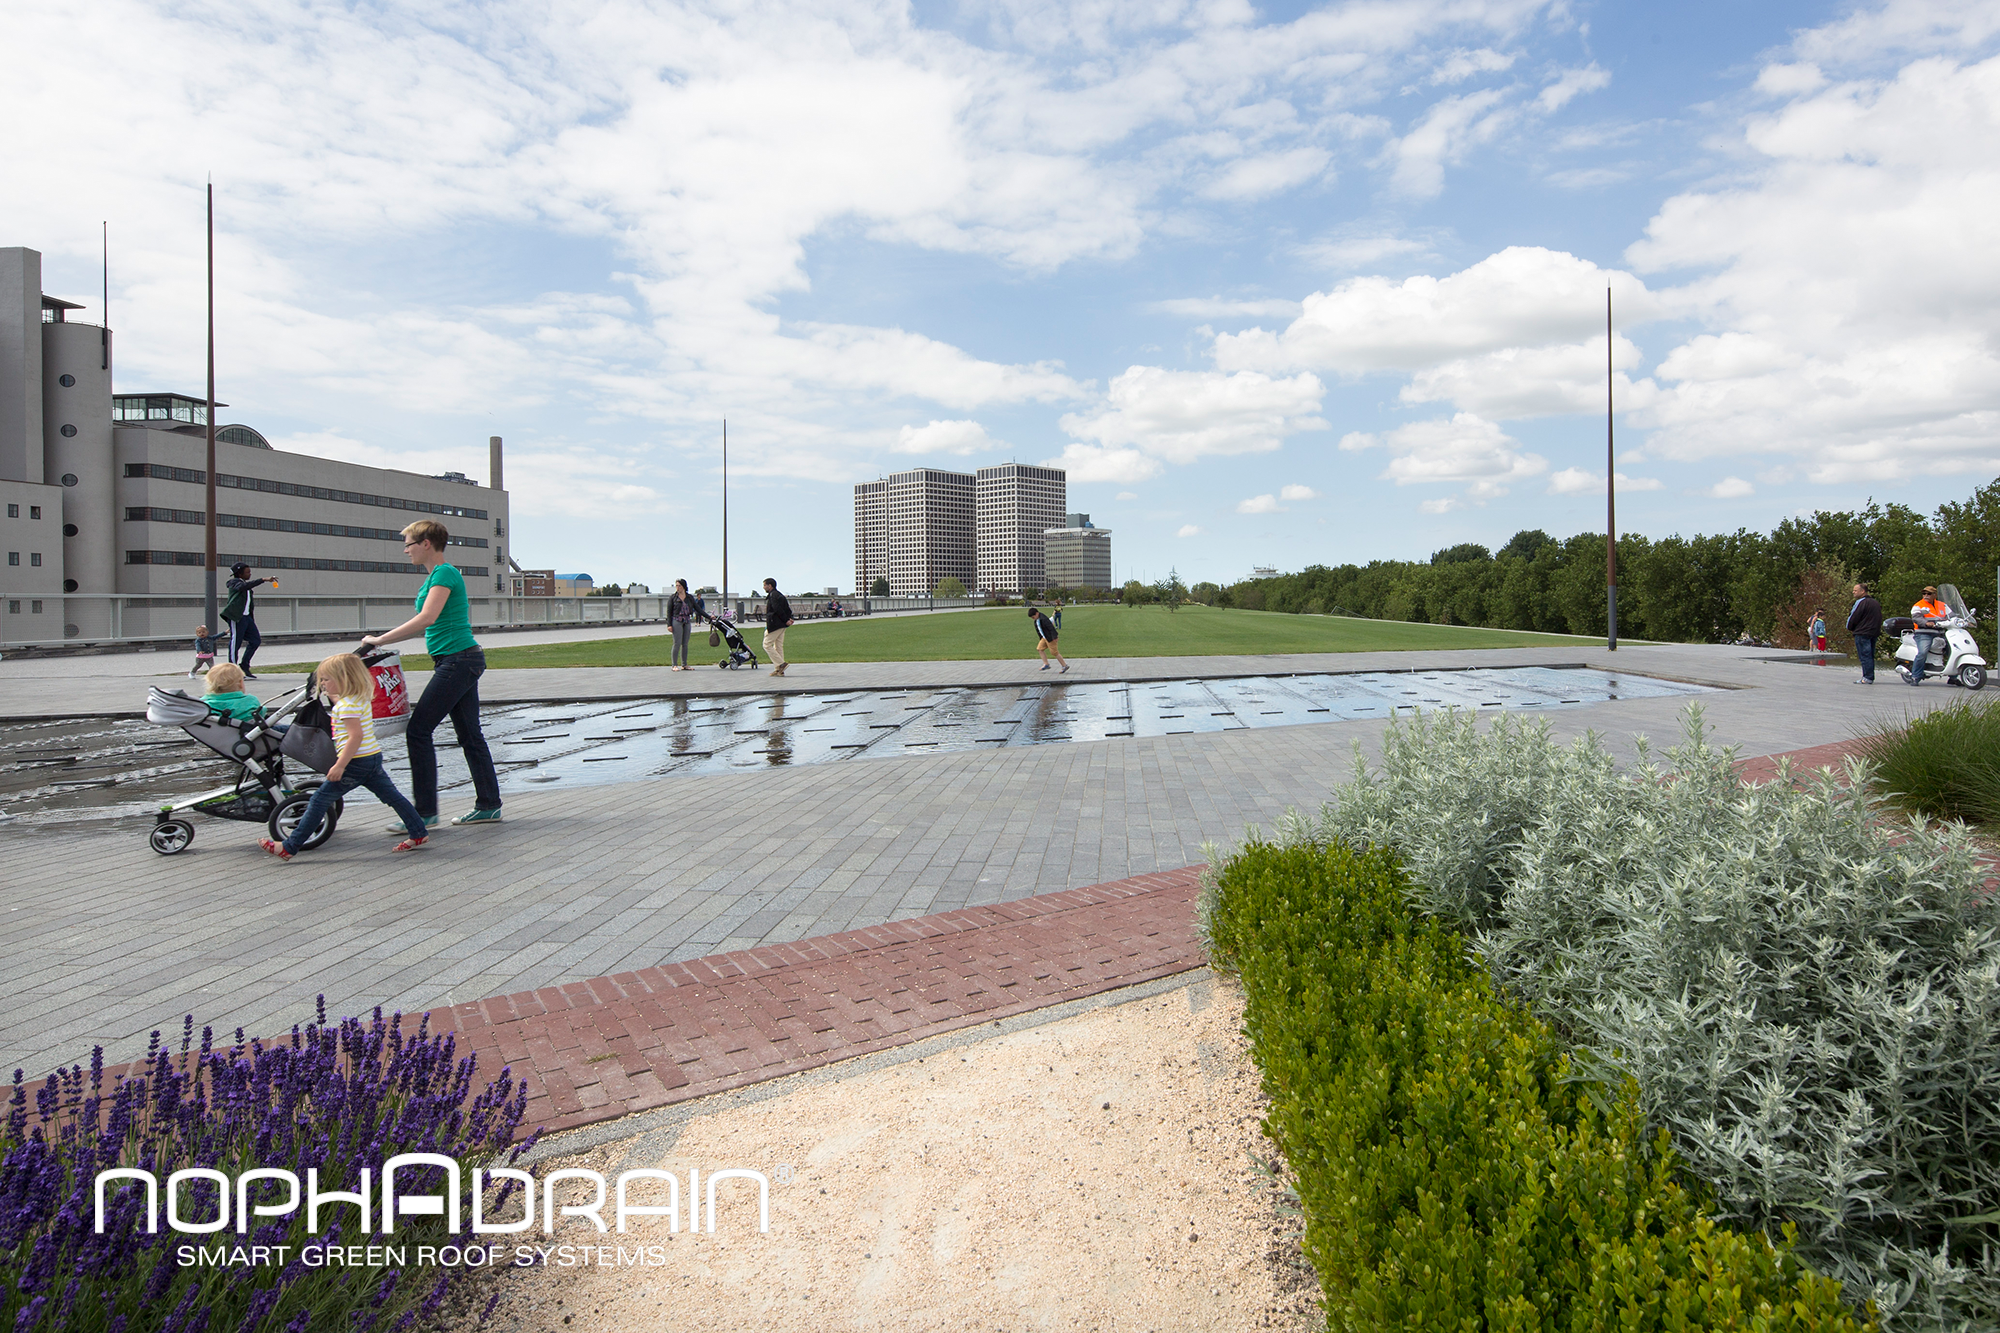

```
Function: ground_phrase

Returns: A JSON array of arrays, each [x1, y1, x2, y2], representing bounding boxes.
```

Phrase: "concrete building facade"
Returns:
[[853, 478, 887, 596], [975, 463, 1065, 595], [1044, 513, 1112, 591], [1, 245, 510, 643]]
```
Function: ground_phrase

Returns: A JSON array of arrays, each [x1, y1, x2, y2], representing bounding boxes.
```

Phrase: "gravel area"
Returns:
[[455, 975, 1324, 1333]]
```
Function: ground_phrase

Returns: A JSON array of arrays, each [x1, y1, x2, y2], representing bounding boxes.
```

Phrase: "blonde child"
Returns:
[[202, 662, 264, 721], [190, 624, 217, 676], [261, 653, 428, 859]]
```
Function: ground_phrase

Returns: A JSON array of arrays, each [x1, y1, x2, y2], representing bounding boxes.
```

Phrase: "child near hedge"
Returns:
[[261, 652, 429, 859], [202, 662, 264, 721]]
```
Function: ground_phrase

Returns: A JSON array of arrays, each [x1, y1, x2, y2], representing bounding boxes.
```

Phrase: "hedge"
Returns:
[[1205, 839, 1869, 1331]]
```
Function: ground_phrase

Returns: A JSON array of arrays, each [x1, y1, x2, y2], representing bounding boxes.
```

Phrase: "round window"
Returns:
[[58, 374, 75, 388], [64, 624, 80, 638], [62, 580, 78, 593], [62, 524, 77, 537], [59, 424, 77, 437], [60, 473, 77, 487]]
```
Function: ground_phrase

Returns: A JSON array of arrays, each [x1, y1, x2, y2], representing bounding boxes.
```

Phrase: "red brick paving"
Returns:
[[1733, 737, 1874, 786], [425, 865, 1207, 1137]]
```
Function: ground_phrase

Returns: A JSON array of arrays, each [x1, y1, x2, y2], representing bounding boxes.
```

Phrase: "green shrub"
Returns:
[[1246, 706, 1999, 1329], [1206, 839, 1866, 1332], [1855, 698, 2000, 826]]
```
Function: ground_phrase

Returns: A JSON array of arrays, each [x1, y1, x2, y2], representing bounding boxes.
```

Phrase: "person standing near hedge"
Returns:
[[1847, 584, 1882, 684], [362, 520, 503, 828]]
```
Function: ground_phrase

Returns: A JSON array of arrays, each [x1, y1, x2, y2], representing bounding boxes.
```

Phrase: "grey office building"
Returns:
[[976, 463, 1065, 595], [1044, 513, 1112, 591], [1, 245, 509, 642]]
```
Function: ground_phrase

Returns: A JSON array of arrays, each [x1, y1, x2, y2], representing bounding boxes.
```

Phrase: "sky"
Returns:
[[6, 0, 1999, 592]]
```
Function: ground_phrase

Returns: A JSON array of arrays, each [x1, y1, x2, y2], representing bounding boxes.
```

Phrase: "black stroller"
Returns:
[[142, 680, 340, 855], [712, 613, 761, 670]]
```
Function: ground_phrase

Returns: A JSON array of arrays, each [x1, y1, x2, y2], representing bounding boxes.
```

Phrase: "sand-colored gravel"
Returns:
[[468, 973, 1322, 1333]]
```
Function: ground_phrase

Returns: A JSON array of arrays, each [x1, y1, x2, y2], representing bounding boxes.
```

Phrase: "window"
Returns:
[[30, 600, 41, 613], [29, 506, 40, 519], [5, 553, 14, 566], [58, 373, 74, 387], [5, 601, 16, 614], [59, 424, 76, 438], [30, 553, 42, 567], [5, 504, 14, 517]]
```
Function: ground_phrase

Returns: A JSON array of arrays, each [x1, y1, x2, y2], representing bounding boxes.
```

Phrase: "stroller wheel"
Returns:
[[270, 792, 341, 852], [149, 819, 195, 855]]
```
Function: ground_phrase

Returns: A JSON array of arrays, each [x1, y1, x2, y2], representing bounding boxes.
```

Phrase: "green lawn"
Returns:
[[274, 606, 1603, 672]]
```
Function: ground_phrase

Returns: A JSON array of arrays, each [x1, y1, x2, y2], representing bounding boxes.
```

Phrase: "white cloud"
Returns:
[[1755, 63, 1827, 96], [1343, 412, 1547, 506], [1546, 467, 1664, 495], [1152, 296, 1304, 320], [1402, 336, 1656, 419], [1419, 496, 1465, 514], [1115, 491, 1139, 500], [1536, 64, 1610, 112], [1216, 246, 1662, 376], [1431, 48, 1516, 85], [1237, 494, 1284, 513], [1705, 476, 1755, 499], [1388, 88, 1514, 198], [1058, 366, 1327, 467], [894, 419, 994, 455], [279, 430, 662, 520], [1176, 524, 1205, 537], [1044, 443, 1162, 485], [1279, 483, 1320, 501], [1295, 235, 1433, 272], [1201, 147, 1331, 201]]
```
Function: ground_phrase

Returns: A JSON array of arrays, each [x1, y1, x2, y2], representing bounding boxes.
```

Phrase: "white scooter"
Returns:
[[1893, 583, 1987, 690]]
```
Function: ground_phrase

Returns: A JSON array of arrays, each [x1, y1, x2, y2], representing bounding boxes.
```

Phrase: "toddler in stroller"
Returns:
[[144, 670, 327, 855]]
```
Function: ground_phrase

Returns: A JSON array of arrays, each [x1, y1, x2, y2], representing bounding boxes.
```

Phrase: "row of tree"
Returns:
[[1190, 476, 2000, 651]]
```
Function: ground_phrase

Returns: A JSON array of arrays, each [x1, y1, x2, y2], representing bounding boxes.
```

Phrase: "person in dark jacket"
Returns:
[[667, 579, 705, 672], [223, 562, 276, 678], [1028, 605, 1068, 672], [1847, 583, 1883, 684], [762, 578, 795, 677]]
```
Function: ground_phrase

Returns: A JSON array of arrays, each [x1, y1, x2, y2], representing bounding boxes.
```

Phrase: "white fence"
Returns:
[[0, 592, 990, 651]]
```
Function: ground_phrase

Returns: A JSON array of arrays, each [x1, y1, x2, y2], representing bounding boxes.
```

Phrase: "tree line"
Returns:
[[1183, 475, 2000, 651]]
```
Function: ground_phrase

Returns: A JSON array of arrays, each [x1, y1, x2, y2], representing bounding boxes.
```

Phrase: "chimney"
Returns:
[[489, 435, 503, 491]]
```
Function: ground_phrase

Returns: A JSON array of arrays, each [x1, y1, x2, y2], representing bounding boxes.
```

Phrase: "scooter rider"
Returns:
[[1907, 585, 1951, 685]]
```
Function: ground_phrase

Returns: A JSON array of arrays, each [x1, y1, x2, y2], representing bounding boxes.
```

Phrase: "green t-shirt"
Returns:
[[419, 562, 478, 658], [204, 690, 264, 721]]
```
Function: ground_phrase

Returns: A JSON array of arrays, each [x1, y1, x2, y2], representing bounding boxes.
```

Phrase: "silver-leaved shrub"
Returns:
[[1249, 706, 2000, 1331]]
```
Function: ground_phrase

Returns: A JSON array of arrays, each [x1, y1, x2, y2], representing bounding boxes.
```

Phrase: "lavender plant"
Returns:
[[1210, 707, 2000, 1331], [1, 999, 534, 1332]]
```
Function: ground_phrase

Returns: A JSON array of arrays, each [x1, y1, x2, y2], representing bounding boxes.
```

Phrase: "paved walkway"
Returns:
[[2, 642, 1953, 1079]]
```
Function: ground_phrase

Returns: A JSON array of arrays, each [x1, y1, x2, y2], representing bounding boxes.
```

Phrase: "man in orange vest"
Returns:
[[1907, 585, 1951, 684]]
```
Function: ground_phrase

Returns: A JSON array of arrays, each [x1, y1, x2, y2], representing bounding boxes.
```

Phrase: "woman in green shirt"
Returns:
[[361, 519, 502, 827]]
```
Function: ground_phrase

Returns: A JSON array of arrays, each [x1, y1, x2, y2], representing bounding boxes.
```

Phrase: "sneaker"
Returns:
[[1060, 663, 1070, 673], [258, 837, 294, 861], [452, 808, 504, 826], [1855, 677, 1874, 684], [388, 814, 440, 833], [242, 672, 259, 680]]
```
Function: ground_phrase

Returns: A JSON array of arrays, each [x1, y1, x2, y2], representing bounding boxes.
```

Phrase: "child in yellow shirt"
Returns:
[[261, 653, 429, 858]]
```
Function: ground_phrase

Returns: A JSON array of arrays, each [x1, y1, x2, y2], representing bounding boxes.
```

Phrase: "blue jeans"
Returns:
[[1855, 634, 1876, 681], [407, 646, 500, 816], [1911, 632, 1936, 682], [229, 616, 261, 672], [284, 753, 426, 852]]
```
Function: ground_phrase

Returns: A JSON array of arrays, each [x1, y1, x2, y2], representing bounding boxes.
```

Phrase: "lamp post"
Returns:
[[203, 183, 218, 633], [1605, 286, 1618, 653]]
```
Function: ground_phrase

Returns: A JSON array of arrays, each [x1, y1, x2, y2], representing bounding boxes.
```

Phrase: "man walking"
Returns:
[[1905, 584, 1951, 685], [1028, 605, 1068, 672], [762, 578, 795, 677], [1847, 583, 1882, 684], [222, 562, 276, 679]]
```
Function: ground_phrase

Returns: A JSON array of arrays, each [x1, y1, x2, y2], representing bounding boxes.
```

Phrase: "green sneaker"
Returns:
[[452, 808, 504, 826], [387, 814, 440, 833]]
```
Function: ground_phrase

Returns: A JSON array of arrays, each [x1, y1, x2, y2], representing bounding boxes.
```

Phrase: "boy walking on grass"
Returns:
[[1028, 606, 1068, 672], [261, 652, 429, 859]]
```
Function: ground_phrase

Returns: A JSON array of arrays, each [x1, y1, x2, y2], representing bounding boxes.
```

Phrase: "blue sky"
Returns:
[[7, 0, 1999, 591]]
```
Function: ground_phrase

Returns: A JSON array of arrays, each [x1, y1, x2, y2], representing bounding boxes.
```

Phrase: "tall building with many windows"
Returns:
[[853, 478, 887, 595], [887, 468, 975, 597], [1, 244, 510, 644], [975, 463, 1065, 594]]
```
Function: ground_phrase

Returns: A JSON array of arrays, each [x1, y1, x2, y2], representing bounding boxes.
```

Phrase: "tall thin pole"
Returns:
[[1605, 286, 1618, 652], [101, 222, 109, 371], [204, 184, 218, 633], [721, 419, 728, 605]]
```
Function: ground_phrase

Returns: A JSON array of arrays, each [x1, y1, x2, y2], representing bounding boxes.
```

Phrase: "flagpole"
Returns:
[[204, 182, 218, 633], [721, 419, 728, 607], [1605, 286, 1618, 652]]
